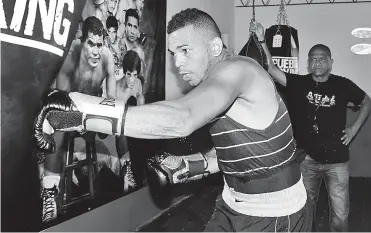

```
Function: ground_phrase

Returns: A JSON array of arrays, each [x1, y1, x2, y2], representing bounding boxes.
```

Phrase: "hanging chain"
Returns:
[[252, 0, 256, 21], [276, 0, 289, 25]]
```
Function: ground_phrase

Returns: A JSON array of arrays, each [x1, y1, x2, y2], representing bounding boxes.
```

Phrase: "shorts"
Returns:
[[204, 194, 314, 232]]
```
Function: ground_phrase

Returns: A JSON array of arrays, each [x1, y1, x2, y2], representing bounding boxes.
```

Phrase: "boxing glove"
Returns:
[[147, 151, 210, 190], [33, 89, 128, 162]]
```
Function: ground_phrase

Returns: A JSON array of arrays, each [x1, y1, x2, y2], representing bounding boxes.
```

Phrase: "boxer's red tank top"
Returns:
[[209, 95, 299, 193]]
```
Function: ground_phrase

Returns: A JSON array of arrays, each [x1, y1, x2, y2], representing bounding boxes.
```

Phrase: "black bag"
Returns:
[[239, 32, 269, 71], [265, 25, 299, 74]]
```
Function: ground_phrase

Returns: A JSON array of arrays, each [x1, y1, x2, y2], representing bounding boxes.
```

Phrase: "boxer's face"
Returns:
[[83, 32, 104, 68], [108, 27, 117, 43], [308, 48, 333, 77], [125, 16, 139, 43], [168, 25, 212, 87], [107, 0, 118, 13], [125, 70, 138, 89]]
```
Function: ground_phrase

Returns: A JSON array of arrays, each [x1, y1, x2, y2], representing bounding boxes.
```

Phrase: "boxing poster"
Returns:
[[2, 0, 166, 230]]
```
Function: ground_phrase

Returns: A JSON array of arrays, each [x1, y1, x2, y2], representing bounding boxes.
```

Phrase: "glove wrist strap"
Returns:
[[186, 151, 210, 179]]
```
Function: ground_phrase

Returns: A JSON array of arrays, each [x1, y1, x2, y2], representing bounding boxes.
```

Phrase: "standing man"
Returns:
[[40, 16, 116, 225], [105, 16, 127, 79], [252, 22, 371, 231]]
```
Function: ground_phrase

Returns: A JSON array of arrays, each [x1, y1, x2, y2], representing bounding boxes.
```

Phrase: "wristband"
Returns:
[[258, 38, 266, 43]]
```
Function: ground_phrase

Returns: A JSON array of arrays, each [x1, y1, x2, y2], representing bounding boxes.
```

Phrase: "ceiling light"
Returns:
[[351, 44, 371, 55], [351, 28, 371, 39]]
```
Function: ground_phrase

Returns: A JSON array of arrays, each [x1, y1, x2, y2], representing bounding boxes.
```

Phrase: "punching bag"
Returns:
[[264, 1, 299, 101], [265, 1, 299, 74], [1, 1, 86, 231], [239, 28, 268, 71], [238, 0, 268, 71]]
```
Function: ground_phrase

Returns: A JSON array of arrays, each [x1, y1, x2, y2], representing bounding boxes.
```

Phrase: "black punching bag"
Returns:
[[239, 31, 269, 71], [1, 1, 86, 231]]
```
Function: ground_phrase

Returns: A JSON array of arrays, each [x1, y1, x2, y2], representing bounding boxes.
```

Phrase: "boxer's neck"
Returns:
[[213, 49, 228, 66]]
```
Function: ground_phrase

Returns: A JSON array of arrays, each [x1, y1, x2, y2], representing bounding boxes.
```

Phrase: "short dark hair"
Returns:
[[81, 16, 104, 42], [308, 44, 332, 58], [167, 8, 221, 39], [125, 8, 140, 24], [106, 16, 118, 30], [122, 50, 141, 74]]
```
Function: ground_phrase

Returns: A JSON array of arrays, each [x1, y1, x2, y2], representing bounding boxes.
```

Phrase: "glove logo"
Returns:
[[99, 98, 115, 107]]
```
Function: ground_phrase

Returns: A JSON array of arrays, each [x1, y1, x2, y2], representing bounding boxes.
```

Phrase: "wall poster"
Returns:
[[2, 0, 166, 229]]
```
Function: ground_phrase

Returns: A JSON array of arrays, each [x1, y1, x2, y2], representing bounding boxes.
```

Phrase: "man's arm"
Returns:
[[124, 61, 251, 139], [56, 40, 79, 91], [104, 48, 117, 99], [137, 80, 145, 105], [342, 94, 371, 145], [251, 22, 287, 86]]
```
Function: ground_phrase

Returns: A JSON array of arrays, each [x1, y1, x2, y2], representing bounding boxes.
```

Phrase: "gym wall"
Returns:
[[234, 3, 371, 176]]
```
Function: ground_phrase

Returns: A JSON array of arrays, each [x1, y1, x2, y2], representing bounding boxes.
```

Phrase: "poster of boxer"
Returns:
[[3, 0, 166, 228]]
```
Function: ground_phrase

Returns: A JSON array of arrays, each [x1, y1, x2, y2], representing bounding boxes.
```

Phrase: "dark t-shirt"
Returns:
[[285, 73, 365, 163]]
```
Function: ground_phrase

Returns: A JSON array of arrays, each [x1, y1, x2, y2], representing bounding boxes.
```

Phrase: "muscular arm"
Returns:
[[260, 40, 287, 86], [252, 22, 287, 86], [56, 40, 79, 91], [104, 48, 117, 99], [351, 94, 371, 133], [137, 81, 145, 105], [123, 61, 251, 139]]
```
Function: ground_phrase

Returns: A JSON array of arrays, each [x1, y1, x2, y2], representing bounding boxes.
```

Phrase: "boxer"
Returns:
[[116, 50, 145, 104], [33, 8, 313, 232], [121, 9, 145, 70], [40, 16, 116, 225], [115, 51, 145, 189], [104, 15, 127, 78]]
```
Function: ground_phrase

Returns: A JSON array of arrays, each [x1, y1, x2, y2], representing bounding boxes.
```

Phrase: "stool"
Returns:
[[58, 132, 99, 212]]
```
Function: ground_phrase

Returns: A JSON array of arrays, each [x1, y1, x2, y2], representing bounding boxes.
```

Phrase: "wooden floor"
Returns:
[[138, 176, 371, 232]]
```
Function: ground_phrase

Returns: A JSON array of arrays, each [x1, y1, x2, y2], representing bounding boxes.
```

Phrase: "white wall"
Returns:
[[235, 3, 371, 176], [234, 4, 371, 96], [165, 0, 235, 100]]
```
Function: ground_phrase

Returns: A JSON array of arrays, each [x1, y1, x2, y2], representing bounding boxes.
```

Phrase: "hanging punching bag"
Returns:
[[239, 27, 269, 71], [1, 1, 86, 231], [265, 1, 299, 74], [238, 0, 269, 71]]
